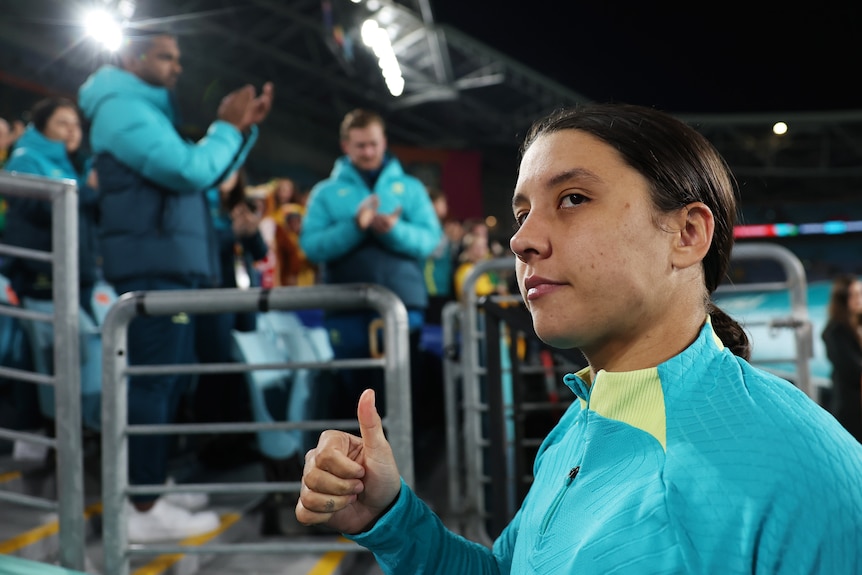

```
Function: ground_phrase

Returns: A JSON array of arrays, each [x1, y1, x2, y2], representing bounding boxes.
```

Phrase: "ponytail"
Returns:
[[708, 303, 751, 360]]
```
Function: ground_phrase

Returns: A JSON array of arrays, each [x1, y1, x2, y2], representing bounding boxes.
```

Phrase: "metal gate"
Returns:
[[99, 284, 414, 575]]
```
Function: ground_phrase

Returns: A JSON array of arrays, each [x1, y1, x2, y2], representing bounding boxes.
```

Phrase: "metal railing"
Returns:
[[455, 257, 515, 545], [449, 257, 586, 544], [714, 242, 814, 399], [0, 171, 84, 571], [100, 284, 414, 575]]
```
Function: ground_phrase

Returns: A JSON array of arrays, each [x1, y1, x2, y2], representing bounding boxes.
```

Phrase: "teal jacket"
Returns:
[[351, 319, 862, 573], [300, 155, 441, 310], [2, 125, 101, 294], [77, 65, 257, 283]]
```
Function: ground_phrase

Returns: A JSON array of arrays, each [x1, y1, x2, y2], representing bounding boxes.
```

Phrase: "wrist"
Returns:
[[354, 487, 401, 534]]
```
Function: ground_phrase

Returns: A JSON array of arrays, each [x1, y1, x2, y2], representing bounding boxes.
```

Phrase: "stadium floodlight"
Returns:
[[117, 0, 136, 19], [361, 19, 404, 97], [83, 1, 135, 53], [84, 8, 124, 52]]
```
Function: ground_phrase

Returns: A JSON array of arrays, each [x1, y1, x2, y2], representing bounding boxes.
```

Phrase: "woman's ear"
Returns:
[[671, 202, 714, 271]]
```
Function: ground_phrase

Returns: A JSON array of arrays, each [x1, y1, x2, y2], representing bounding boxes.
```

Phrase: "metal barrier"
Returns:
[[440, 300, 465, 534], [714, 242, 815, 399], [100, 284, 414, 575], [0, 172, 84, 571], [446, 257, 583, 544]]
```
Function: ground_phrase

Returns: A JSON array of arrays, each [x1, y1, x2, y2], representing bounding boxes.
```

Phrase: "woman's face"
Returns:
[[465, 233, 489, 261], [43, 106, 81, 154], [275, 179, 295, 205], [848, 280, 862, 315], [510, 130, 681, 359]]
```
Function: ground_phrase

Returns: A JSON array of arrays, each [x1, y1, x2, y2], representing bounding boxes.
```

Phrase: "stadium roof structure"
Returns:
[[2, 0, 862, 212]]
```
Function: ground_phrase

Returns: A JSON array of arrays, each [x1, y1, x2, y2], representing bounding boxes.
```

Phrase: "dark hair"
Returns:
[[827, 274, 860, 328], [340, 108, 385, 140], [521, 103, 750, 359], [30, 97, 80, 134], [427, 187, 446, 202]]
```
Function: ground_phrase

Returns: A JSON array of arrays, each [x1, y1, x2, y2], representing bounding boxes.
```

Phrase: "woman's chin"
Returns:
[[533, 328, 579, 351]]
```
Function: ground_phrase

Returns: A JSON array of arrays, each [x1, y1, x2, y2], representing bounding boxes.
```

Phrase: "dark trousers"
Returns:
[[115, 277, 198, 503], [325, 312, 385, 421], [193, 311, 252, 423], [325, 312, 437, 434]]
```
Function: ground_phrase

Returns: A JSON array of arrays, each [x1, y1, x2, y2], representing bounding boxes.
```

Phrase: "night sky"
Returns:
[[431, 2, 860, 114]]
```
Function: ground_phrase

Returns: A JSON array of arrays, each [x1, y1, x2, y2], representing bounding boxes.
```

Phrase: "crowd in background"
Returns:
[[0, 109, 509, 305], [0, 77, 516, 542], [0, 89, 859, 455], [0, 30, 858, 551]]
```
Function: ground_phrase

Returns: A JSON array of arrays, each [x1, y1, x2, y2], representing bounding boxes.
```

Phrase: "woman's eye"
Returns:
[[560, 193, 587, 209], [513, 211, 528, 228]]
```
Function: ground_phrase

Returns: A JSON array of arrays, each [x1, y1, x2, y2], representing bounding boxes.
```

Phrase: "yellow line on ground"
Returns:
[[0, 470, 22, 483], [132, 513, 241, 575], [306, 551, 347, 575], [0, 501, 103, 554], [0, 521, 58, 554], [306, 537, 351, 575]]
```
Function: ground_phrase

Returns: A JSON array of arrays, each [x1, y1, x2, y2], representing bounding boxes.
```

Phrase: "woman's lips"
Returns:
[[524, 276, 564, 300]]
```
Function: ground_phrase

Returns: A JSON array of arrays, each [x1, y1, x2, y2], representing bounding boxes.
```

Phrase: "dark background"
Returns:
[[433, 1, 860, 114]]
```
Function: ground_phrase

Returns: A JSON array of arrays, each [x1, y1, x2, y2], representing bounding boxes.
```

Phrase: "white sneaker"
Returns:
[[162, 477, 209, 511], [128, 498, 220, 543]]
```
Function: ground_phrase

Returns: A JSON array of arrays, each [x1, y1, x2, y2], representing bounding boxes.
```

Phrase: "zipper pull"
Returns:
[[566, 466, 580, 485]]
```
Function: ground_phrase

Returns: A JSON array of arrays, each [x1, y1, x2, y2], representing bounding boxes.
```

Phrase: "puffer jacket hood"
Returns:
[[78, 65, 176, 128]]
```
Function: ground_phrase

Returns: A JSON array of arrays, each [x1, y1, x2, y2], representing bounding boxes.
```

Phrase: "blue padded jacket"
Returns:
[[77, 65, 257, 283], [2, 125, 101, 292], [300, 155, 441, 311]]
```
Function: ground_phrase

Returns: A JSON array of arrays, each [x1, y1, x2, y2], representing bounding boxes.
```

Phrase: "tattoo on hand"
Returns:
[[325, 499, 335, 512]]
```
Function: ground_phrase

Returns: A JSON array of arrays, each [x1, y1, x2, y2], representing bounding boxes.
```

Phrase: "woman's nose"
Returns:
[[509, 216, 548, 261]]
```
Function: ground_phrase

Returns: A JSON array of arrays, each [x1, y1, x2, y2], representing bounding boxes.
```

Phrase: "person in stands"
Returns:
[[78, 30, 273, 543]]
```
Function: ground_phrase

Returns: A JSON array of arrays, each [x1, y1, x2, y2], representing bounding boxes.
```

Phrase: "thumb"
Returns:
[[357, 388, 387, 450], [261, 81, 275, 99]]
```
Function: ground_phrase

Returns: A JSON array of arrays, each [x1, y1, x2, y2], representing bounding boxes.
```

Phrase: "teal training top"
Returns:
[[350, 319, 862, 574]]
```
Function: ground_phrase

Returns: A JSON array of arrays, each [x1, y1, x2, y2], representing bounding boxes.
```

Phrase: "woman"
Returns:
[[2, 97, 100, 316], [821, 274, 862, 442], [1, 98, 102, 430], [273, 202, 316, 287], [295, 103, 862, 573]]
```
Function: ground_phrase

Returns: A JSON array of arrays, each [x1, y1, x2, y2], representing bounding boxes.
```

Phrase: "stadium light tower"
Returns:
[[361, 18, 404, 97]]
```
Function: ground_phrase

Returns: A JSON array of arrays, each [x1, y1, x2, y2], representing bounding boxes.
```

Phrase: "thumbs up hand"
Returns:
[[295, 389, 402, 534]]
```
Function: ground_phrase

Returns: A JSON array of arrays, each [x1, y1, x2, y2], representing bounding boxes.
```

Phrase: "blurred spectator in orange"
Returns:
[[254, 177, 298, 287], [453, 222, 506, 301], [273, 202, 316, 286], [0, 116, 25, 166], [0, 115, 26, 238]]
